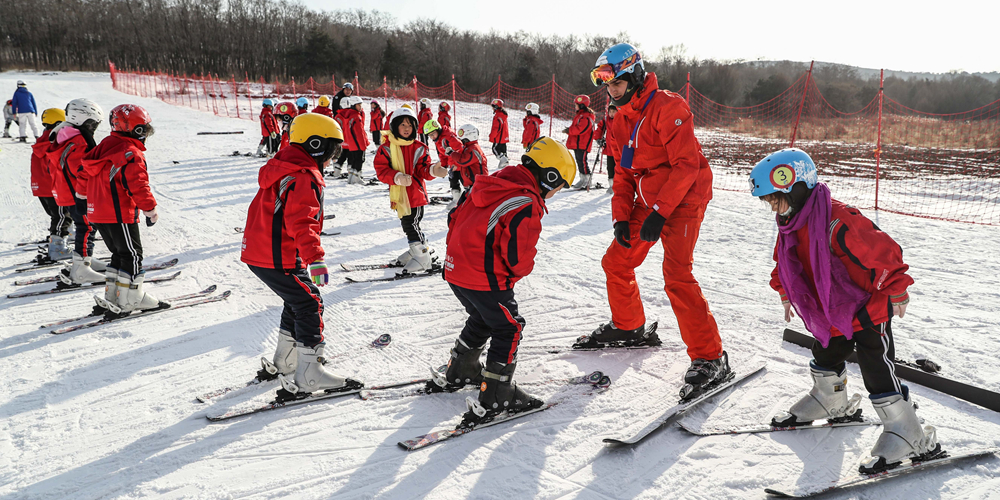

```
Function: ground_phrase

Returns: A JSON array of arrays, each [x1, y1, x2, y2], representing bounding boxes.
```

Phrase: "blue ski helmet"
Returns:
[[591, 43, 646, 106], [296, 97, 309, 108], [748, 148, 818, 197], [262, 98, 274, 107]]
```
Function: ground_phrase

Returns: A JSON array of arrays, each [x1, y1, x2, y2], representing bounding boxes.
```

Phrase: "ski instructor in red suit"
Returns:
[[582, 42, 731, 397]]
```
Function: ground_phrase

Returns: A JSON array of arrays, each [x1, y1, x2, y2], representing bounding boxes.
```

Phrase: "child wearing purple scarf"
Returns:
[[749, 148, 939, 474]]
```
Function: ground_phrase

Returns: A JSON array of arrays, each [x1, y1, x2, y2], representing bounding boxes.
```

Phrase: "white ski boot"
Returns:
[[59, 252, 106, 286], [277, 343, 362, 399], [331, 165, 343, 178], [258, 329, 298, 381], [772, 362, 864, 426], [400, 241, 433, 274], [347, 171, 364, 185], [255, 143, 266, 157], [446, 188, 462, 210], [573, 174, 592, 189], [109, 270, 170, 316], [93, 266, 121, 313], [860, 389, 940, 473], [497, 154, 509, 169], [606, 184, 614, 195], [47, 235, 72, 261]]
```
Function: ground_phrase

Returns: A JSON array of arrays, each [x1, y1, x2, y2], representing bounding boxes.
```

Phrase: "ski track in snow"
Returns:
[[0, 71, 998, 500]]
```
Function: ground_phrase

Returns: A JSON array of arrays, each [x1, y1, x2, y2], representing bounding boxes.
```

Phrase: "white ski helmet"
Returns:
[[525, 102, 540, 115], [65, 98, 105, 127], [456, 124, 479, 142], [349, 96, 364, 107], [341, 97, 353, 109], [420, 98, 431, 106]]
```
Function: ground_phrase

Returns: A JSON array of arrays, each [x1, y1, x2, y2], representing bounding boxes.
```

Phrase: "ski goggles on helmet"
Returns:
[[590, 52, 642, 87]]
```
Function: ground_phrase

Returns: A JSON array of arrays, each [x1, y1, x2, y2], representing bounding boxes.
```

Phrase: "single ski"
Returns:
[[196, 334, 392, 403], [15, 239, 48, 247], [15, 256, 111, 273], [206, 378, 424, 422], [764, 448, 998, 498], [679, 418, 880, 436], [51, 290, 231, 334], [40, 285, 217, 329], [14, 258, 179, 286], [320, 231, 341, 236], [428, 196, 453, 205], [8, 271, 182, 299], [399, 403, 557, 451], [361, 369, 609, 401], [345, 265, 443, 283], [340, 262, 402, 272], [602, 361, 767, 446]]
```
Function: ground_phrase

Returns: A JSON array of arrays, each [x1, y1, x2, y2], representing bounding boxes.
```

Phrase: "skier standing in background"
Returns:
[[240, 113, 361, 399], [342, 96, 370, 184], [330, 82, 353, 113], [417, 98, 433, 144], [295, 97, 310, 115], [312, 95, 334, 118], [373, 107, 448, 275], [449, 124, 488, 192], [489, 99, 509, 169], [438, 101, 452, 129], [567, 95, 596, 189], [257, 99, 281, 157], [748, 147, 939, 474], [584, 43, 728, 398], [369, 100, 385, 147], [3, 99, 16, 138], [522, 103, 543, 152], [11, 80, 40, 142], [272, 101, 298, 151], [84, 104, 167, 317], [595, 104, 618, 194], [31, 108, 72, 262], [428, 137, 576, 426]]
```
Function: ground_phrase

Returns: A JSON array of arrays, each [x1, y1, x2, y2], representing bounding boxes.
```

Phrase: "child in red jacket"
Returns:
[[427, 137, 576, 425], [273, 101, 297, 151], [341, 97, 370, 184], [373, 107, 448, 275], [594, 104, 617, 194], [83, 104, 167, 317], [312, 95, 334, 117], [438, 101, 452, 129], [489, 99, 509, 168], [32, 108, 73, 262], [257, 99, 281, 157], [240, 113, 360, 398], [417, 98, 434, 144], [449, 123, 488, 191], [566, 95, 596, 189], [522, 103, 543, 150], [423, 118, 464, 207], [369, 101, 385, 146], [749, 148, 938, 474]]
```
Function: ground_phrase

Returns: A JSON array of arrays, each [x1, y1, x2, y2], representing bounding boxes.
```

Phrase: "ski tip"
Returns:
[[763, 488, 794, 498], [203, 285, 218, 293], [219, 291, 233, 299], [166, 258, 180, 265]]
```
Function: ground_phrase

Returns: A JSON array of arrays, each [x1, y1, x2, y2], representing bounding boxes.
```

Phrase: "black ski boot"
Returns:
[[573, 321, 660, 348], [460, 361, 543, 428], [680, 351, 733, 400], [426, 338, 485, 393]]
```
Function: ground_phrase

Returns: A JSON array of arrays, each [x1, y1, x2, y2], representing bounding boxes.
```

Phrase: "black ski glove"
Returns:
[[613, 221, 631, 249], [639, 211, 666, 242]]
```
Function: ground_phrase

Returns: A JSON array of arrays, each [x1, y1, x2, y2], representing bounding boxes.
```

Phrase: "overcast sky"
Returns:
[[305, 0, 999, 74]]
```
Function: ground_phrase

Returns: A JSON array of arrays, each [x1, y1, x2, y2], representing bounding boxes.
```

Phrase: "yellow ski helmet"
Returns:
[[289, 113, 344, 162], [522, 137, 576, 192], [41, 108, 66, 126], [423, 119, 442, 135], [318, 95, 332, 108]]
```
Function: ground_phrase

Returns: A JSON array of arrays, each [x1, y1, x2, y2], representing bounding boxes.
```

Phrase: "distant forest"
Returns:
[[3, 0, 999, 114]]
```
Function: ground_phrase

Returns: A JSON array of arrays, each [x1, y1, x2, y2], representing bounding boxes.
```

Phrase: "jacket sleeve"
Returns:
[[832, 211, 913, 304], [413, 147, 435, 181], [769, 241, 787, 301], [30, 95, 37, 114], [498, 203, 541, 279], [595, 119, 607, 140], [373, 145, 398, 185], [611, 169, 637, 223], [568, 114, 586, 136], [284, 174, 324, 265], [121, 154, 157, 211], [650, 98, 702, 219]]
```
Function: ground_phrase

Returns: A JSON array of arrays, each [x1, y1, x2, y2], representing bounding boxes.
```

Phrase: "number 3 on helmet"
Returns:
[[748, 148, 819, 197]]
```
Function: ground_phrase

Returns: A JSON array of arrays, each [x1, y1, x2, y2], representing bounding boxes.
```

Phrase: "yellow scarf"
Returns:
[[387, 133, 415, 218]]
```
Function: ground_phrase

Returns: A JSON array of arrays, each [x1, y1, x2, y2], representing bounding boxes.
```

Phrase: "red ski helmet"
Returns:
[[109, 104, 154, 139], [491, 98, 504, 109], [439, 101, 451, 111], [575, 95, 591, 107], [274, 101, 298, 124]]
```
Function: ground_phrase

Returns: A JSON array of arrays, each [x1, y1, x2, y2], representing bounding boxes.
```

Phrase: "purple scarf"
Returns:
[[776, 183, 870, 348]]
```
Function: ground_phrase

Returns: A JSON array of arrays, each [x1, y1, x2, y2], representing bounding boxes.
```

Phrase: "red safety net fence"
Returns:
[[109, 62, 1000, 225]]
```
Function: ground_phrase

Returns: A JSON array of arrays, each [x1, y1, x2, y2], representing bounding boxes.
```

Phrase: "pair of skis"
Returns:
[[49, 287, 232, 334], [8, 270, 182, 299], [339, 259, 443, 283]]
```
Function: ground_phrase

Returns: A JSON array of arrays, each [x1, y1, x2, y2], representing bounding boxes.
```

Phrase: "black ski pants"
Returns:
[[348, 150, 364, 173], [371, 131, 381, 147], [336, 147, 349, 166], [451, 283, 525, 365], [400, 206, 425, 244], [93, 222, 144, 277], [248, 265, 325, 347], [39, 197, 71, 237], [811, 320, 902, 397], [491, 143, 507, 161], [448, 169, 461, 191], [574, 149, 589, 176], [606, 156, 616, 180], [67, 197, 97, 257]]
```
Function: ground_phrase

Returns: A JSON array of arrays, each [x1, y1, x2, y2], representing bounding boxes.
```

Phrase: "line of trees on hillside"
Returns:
[[2, 0, 999, 115]]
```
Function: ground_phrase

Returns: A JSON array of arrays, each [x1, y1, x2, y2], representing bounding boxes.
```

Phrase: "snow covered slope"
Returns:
[[1, 71, 998, 500]]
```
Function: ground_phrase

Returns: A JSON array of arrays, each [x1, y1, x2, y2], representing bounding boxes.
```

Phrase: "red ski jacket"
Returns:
[[609, 72, 713, 224], [340, 108, 369, 152], [240, 145, 326, 270], [770, 200, 913, 334], [489, 109, 509, 144], [260, 108, 280, 136], [48, 127, 92, 206], [370, 107, 385, 132], [433, 125, 462, 168], [449, 140, 488, 187], [595, 115, 617, 154], [521, 114, 543, 148], [438, 109, 452, 130], [82, 133, 157, 224], [567, 109, 596, 151], [30, 129, 54, 197], [373, 139, 435, 208], [418, 107, 434, 132], [444, 164, 545, 291], [311, 106, 334, 118]]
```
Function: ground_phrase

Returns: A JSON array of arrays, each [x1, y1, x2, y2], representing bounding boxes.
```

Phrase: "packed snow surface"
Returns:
[[1, 72, 998, 500]]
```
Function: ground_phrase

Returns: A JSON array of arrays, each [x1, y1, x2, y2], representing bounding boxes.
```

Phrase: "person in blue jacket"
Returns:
[[11, 80, 40, 142]]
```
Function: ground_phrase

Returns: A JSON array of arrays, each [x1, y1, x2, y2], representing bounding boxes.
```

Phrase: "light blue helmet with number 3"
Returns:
[[748, 148, 818, 197]]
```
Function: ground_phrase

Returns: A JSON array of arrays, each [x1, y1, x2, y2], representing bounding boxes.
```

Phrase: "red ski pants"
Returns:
[[601, 203, 722, 361]]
